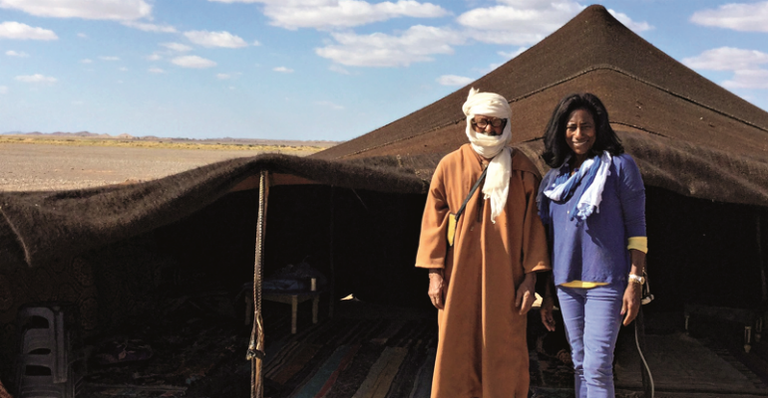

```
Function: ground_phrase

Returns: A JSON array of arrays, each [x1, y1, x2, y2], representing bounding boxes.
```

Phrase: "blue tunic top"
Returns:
[[539, 154, 646, 286]]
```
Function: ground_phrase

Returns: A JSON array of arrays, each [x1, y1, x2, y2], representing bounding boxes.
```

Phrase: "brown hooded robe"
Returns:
[[416, 144, 550, 397]]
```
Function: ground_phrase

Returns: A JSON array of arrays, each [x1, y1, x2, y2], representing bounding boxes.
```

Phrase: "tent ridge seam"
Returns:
[[507, 66, 768, 134], [610, 121, 669, 138], [339, 64, 767, 159], [612, 68, 768, 134], [338, 66, 679, 158]]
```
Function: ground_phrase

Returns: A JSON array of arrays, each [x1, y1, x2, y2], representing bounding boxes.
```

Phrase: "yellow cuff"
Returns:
[[628, 236, 648, 253]]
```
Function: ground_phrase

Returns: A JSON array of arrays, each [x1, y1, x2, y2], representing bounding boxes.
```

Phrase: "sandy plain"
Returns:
[[0, 140, 329, 192]]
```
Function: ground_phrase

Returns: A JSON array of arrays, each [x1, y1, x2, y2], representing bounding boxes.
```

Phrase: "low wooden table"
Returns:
[[243, 278, 330, 334], [262, 290, 324, 334]]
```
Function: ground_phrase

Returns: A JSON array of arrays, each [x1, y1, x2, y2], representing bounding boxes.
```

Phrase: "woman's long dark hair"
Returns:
[[541, 93, 624, 168]]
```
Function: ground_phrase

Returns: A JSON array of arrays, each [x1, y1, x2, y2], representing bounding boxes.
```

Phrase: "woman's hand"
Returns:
[[540, 294, 556, 332], [515, 272, 537, 315], [428, 269, 445, 309], [621, 282, 641, 326], [622, 249, 646, 326]]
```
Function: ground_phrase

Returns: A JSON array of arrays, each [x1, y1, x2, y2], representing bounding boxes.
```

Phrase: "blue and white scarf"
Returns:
[[539, 151, 612, 223]]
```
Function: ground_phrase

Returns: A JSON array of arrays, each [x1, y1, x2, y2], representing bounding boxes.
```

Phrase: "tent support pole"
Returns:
[[247, 170, 269, 398], [329, 186, 335, 318], [758, 211, 767, 305]]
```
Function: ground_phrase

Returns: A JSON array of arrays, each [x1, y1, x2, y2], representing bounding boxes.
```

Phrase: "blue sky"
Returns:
[[1, 0, 768, 142]]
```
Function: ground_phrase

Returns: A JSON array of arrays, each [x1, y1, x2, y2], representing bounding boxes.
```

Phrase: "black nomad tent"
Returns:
[[1, 4, 767, 397]]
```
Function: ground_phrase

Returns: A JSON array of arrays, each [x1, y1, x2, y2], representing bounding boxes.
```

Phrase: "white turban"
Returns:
[[462, 87, 512, 223]]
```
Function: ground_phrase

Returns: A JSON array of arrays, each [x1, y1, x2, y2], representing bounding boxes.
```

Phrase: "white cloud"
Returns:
[[78, 32, 88, 38], [0, 21, 58, 40], [0, 86, 7, 94], [683, 47, 768, 71], [316, 25, 465, 67], [256, 0, 449, 30], [209, 0, 336, 4], [6, 50, 29, 57], [437, 74, 473, 86], [691, 1, 768, 32], [253, 39, 262, 46], [146, 53, 162, 61], [160, 42, 193, 52], [100, 56, 120, 61], [81, 58, 93, 64], [273, 66, 294, 73], [121, 21, 177, 33], [684, 47, 768, 90], [457, 2, 579, 45], [723, 69, 768, 89], [148, 67, 165, 73], [16, 74, 57, 83], [316, 100, 344, 110], [217, 72, 241, 79], [0, 0, 152, 20], [608, 9, 652, 33], [171, 55, 217, 68], [184, 30, 248, 48], [457, 1, 649, 46], [119, 67, 128, 71]]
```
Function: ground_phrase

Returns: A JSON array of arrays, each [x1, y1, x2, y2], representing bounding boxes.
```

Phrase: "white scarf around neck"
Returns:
[[462, 88, 512, 223]]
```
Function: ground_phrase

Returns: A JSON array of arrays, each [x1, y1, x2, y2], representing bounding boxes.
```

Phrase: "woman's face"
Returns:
[[565, 108, 596, 161]]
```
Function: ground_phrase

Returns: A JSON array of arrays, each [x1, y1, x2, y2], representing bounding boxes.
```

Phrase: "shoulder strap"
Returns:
[[455, 167, 488, 220]]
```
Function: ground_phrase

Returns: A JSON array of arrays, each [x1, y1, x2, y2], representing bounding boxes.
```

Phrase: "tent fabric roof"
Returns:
[[0, 154, 424, 268], [313, 5, 768, 207]]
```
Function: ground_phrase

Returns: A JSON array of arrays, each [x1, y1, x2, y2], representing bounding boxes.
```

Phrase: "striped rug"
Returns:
[[259, 300, 578, 398], [73, 299, 576, 398], [262, 312, 438, 398]]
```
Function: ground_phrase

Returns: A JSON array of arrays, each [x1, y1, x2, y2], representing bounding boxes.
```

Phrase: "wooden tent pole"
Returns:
[[757, 211, 767, 305], [329, 186, 335, 318], [247, 170, 269, 398]]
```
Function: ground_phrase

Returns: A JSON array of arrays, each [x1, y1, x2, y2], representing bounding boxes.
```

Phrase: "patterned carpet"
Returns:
[[72, 299, 578, 398], [11, 294, 766, 398]]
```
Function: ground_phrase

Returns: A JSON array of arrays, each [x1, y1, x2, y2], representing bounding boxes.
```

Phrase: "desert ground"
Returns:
[[0, 138, 333, 192]]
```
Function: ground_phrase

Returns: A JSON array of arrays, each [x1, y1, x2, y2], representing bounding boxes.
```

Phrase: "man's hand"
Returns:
[[540, 295, 556, 332], [428, 269, 445, 309], [515, 272, 537, 315]]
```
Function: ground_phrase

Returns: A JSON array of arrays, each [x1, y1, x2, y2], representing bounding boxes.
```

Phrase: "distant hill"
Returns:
[[2, 131, 341, 148]]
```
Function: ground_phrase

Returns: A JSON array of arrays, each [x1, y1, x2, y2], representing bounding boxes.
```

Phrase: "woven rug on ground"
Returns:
[[261, 316, 438, 398], [71, 299, 581, 398], [259, 303, 578, 398]]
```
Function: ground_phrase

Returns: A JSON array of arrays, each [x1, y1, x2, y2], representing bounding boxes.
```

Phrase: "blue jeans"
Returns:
[[557, 284, 624, 398]]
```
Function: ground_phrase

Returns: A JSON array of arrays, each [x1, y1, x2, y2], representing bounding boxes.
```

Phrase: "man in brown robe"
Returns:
[[416, 88, 550, 397]]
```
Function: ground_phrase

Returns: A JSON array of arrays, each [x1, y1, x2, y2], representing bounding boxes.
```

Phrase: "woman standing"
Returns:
[[538, 93, 647, 398]]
